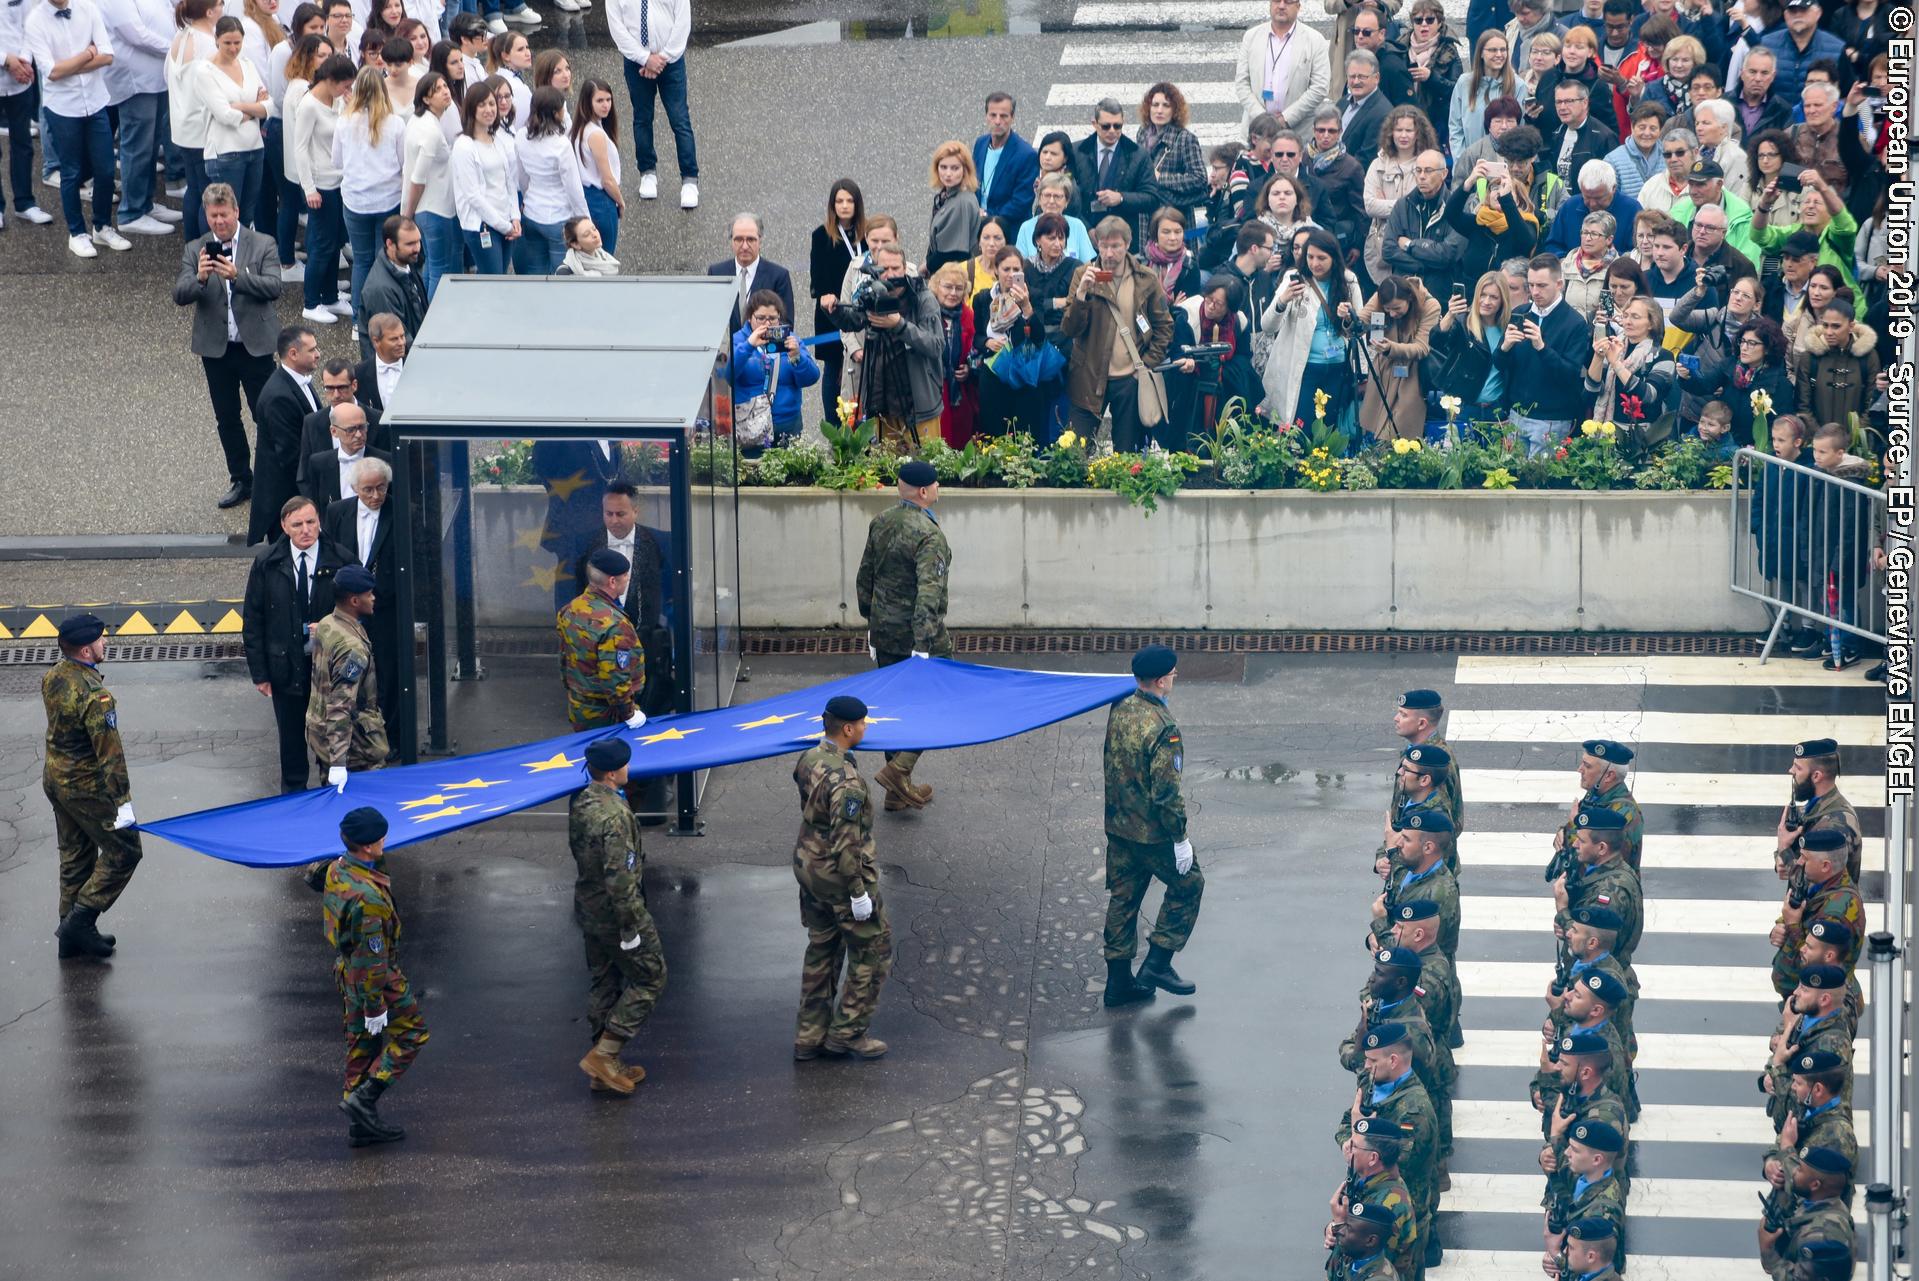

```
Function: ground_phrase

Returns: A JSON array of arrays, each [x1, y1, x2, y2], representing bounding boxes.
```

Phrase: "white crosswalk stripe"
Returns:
[[1456, 831, 1888, 874], [1450, 1098, 1873, 1145], [1463, 894, 1784, 936], [1452, 959, 1873, 1004], [1451, 1028, 1867, 1073], [1430, 1250, 1766, 1280], [1059, 39, 1239, 64], [1453, 654, 1869, 686], [1462, 767, 1889, 808], [1443, 1172, 1867, 1220], [1446, 708, 1886, 747], [1072, 0, 1267, 24]]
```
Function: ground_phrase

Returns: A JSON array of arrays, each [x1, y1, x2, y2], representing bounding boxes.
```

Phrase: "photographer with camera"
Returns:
[[1165, 277, 1257, 443], [1258, 225, 1364, 434], [971, 246, 1052, 438], [1060, 215, 1174, 451], [1357, 274, 1440, 445], [729, 289, 820, 454], [1672, 271, 1766, 426], [834, 244, 946, 451]]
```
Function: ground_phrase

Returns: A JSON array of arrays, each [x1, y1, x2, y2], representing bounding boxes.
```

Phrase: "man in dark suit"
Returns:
[[298, 359, 390, 489], [242, 495, 332, 792], [321, 457, 401, 730], [303, 404, 392, 510], [1338, 49, 1394, 168], [1494, 253, 1595, 453], [248, 325, 323, 546], [706, 212, 795, 333], [171, 182, 284, 510], [352, 316, 410, 419], [1071, 100, 1155, 240], [972, 91, 1041, 224], [1543, 80, 1619, 187], [355, 215, 427, 361], [535, 439, 626, 612]]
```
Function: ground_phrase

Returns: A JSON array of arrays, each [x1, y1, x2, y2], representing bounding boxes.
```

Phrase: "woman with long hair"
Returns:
[[1136, 81, 1204, 241], [810, 179, 867, 415], [449, 76, 520, 274], [486, 30, 531, 127], [926, 139, 983, 274], [971, 246, 1050, 438], [166, 0, 219, 238], [969, 217, 1009, 300], [194, 15, 271, 228], [1032, 130, 1075, 217], [402, 71, 460, 298], [1259, 225, 1365, 429], [428, 38, 467, 123], [1364, 104, 1438, 280], [1427, 269, 1512, 422], [331, 64, 406, 318], [292, 52, 354, 321], [1253, 171, 1317, 247], [1451, 30, 1515, 155], [514, 85, 587, 273], [276, 29, 332, 281], [254, 0, 314, 271], [570, 78, 624, 253], [1356, 274, 1441, 442]]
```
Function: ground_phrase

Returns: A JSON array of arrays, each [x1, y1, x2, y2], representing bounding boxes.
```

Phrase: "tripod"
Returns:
[[1348, 319, 1408, 447]]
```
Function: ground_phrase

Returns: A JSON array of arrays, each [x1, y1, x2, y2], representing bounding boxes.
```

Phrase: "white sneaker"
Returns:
[[281, 261, 305, 282], [92, 225, 132, 251], [119, 213, 175, 236], [68, 233, 98, 259], [165, 183, 187, 199], [553, 0, 579, 10], [148, 204, 183, 224], [484, 13, 506, 31], [638, 172, 658, 200], [301, 305, 339, 325], [679, 180, 698, 210], [327, 298, 353, 317], [503, 4, 541, 23], [78, 180, 92, 201], [19, 205, 53, 225]]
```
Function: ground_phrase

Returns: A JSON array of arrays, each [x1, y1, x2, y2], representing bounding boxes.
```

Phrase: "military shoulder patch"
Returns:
[[367, 936, 383, 954], [625, 849, 638, 872], [104, 710, 117, 730], [844, 795, 864, 820], [339, 657, 365, 683], [1172, 750, 1183, 773]]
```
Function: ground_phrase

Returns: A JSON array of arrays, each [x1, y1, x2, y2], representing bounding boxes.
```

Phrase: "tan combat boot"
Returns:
[[579, 1036, 637, 1094], [871, 763, 925, 809], [821, 1034, 889, 1060]]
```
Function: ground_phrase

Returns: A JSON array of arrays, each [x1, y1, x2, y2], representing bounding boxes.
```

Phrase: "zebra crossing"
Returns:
[[1423, 654, 1883, 1277]]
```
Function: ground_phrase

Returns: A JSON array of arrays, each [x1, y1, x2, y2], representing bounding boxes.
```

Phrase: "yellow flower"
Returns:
[[1058, 430, 1079, 450], [1580, 420, 1600, 437], [1598, 422, 1617, 438], [1482, 467, 1517, 489]]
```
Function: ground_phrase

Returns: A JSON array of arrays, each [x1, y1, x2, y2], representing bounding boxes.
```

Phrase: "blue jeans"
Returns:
[[114, 91, 163, 221], [1510, 413, 1572, 456], [44, 108, 115, 235], [513, 214, 565, 273], [344, 203, 399, 319], [462, 224, 509, 274], [583, 184, 620, 254], [304, 188, 345, 307], [39, 104, 62, 177], [0, 91, 32, 213], [479, 0, 530, 14], [415, 208, 463, 299], [622, 55, 697, 179], [182, 152, 209, 239], [205, 147, 264, 229], [159, 91, 185, 182], [262, 116, 295, 261]]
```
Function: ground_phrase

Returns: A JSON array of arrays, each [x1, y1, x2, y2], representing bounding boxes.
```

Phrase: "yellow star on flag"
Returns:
[[735, 711, 806, 730], [512, 525, 549, 552], [400, 794, 456, 810], [441, 778, 510, 790], [409, 803, 480, 823], [638, 727, 703, 745], [524, 752, 583, 773], [522, 563, 565, 592], [867, 716, 900, 724], [544, 471, 592, 502]]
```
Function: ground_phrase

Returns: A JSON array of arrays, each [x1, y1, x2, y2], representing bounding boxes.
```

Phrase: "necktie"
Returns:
[[296, 552, 309, 606], [737, 267, 750, 316], [640, 0, 649, 45], [1098, 145, 1113, 189]]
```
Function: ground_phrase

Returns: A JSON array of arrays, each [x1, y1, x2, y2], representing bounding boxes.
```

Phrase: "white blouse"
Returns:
[[516, 131, 587, 225], [165, 25, 217, 149], [449, 132, 519, 233], [291, 85, 341, 195], [193, 54, 266, 158], [403, 109, 456, 219], [330, 106, 407, 212], [575, 120, 619, 192]]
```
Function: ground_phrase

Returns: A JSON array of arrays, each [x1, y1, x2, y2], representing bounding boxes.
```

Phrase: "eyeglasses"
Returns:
[[1274, 148, 1300, 157], [1096, 121, 1124, 131], [1412, 13, 1440, 22], [1662, 149, 1689, 157]]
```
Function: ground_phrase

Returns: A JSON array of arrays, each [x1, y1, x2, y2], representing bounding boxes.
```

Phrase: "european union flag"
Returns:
[[142, 659, 1135, 868]]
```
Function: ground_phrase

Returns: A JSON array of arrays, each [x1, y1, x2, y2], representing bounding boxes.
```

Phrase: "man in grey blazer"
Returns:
[[173, 182, 283, 510]]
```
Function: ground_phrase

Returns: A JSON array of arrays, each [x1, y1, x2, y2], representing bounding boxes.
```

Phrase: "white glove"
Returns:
[[911, 650, 930, 659], [111, 802, 137, 830], [364, 1008, 389, 1035], [867, 635, 877, 661], [625, 710, 647, 729], [849, 892, 873, 922], [620, 934, 643, 951], [328, 765, 348, 793], [1174, 839, 1195, 876]]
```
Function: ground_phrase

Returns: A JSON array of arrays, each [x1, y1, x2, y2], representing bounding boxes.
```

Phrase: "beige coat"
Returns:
[[1358, 288, 1441, 441], [1234, 19, 1332, 127]]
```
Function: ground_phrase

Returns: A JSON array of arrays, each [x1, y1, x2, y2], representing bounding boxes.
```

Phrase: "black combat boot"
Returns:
[[1102, 957, 1157, 1008], [1137, 944, 1196, 996], [55, 906, 114, 959], [340, 1078, 405, 1144], [1423, 1225, 1444, 1268]]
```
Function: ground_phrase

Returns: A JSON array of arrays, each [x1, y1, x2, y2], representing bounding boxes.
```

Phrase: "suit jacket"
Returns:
[[322, 496, 396, 597], [304, 445, 393, 510], [296, 401, 390, 486], [1338, 90, 1393, 169], [1233, 19, 1332, 126], [249, 365, 323, 545], [535, 440, 626, 610], [971, 129, 1041, 224], [1070, 133, 1155, 227], [706, 258, 796, 333], [1493, 297, 1594, 420], [172, 227, 283, 359], [242, 537, 332, 692], [1541, 116, 1620, 188], [356, 254, 428, 361], [354, 358, 413, 418]]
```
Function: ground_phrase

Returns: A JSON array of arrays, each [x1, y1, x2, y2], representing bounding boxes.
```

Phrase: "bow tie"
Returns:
[[54, 7, 73, 16]]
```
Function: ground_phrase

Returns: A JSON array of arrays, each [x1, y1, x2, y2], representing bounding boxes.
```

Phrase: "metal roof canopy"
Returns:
[[381, 275, 738, 437]]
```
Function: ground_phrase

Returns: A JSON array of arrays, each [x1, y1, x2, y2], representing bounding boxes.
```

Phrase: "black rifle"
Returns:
[[1759, 1185, 1791, 1233], [1544, 838, 1574, 886], [1551, 1245, 1571, 1280], [1787, 863, 1810, 910], [1550, 940, 1574, 998], [1546, 1186, 1573, 1236]]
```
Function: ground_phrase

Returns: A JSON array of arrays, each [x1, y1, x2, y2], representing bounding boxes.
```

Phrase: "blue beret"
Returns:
[[1403, 744, 1451, 769], [1801, 827, 1849, 853], [1566, 1218, 1616, 1241], [1396, 900, 1440, 922], [1800, 963, 1847, 990], [57, 612, 107, 646], [898, 459, 939, 486], [1132, 645, 1177, 680], [1559, 1029, 1610, 1057], [1793, 1049, 1845, 1074], [1569, 1119, 1624, 1153], [1803, 1146, 1852, 1176], [1795, 738, 1839, 758], [339, 806, 388, 845], [1399, 810, 1455, 834], [584, 737, 631, 773], [825, 695, 868, 722], [334, 564, 377, 596], [1571, 905, 1624, 932], [1398, 689, 1442, 710], [1351, 1116, 1413, 1140], [588, 548, 630, 577], [1583, 739, 1634, 765], [1348, 1201, 1397, 1228], [1363, 1022, 1409, 1050], [1807, 919, 1854, 951], [1375, 946, 1423, 973], [1576, 807, 1628, 831], [1580, 970, 1630, 1005]]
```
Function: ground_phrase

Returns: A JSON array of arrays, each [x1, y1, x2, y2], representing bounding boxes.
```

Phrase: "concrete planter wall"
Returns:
[[468, 486, 1766, 633]]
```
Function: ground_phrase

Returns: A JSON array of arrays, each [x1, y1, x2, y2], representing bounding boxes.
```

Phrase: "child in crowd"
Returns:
[[1693, 400, 1737, 461]]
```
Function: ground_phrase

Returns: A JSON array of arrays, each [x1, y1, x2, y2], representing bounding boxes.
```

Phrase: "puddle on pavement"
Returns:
[[1214, 761, 1347, 791], [705, 0, 1040, 48]]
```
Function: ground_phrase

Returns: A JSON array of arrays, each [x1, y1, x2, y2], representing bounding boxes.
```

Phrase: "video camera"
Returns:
[[1154, 343, 1233, 373], [850, 261, 907, 318]]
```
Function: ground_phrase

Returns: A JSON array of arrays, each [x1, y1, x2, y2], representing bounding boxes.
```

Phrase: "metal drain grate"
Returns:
[[744, 631, 1769, 657], [0, 640, 246, 665]]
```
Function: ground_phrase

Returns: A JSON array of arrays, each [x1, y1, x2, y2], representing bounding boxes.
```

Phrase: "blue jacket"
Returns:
[[1542, 191, 1640, 256], [1761, 27, 1847, 102], [730, 327, 821, 427], [973, 131, 1041, 224]]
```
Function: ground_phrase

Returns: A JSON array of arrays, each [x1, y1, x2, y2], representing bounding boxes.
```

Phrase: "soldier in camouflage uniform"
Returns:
[[1759, 1149, 1856, 1280], [1545, 1120, 1628, 1264], [1555, 741, 1644, 875], [1338, 1023, 1441, 1269], [1371, 815, 1460, 957], [1331, 1117, 1420, 1281], [1764, 965, 1856, 1127], [1798, 920, 1866, 1027], [791, 694, 893, 1060], [1389, 689, 1462, 830], [557, 548, 647, 732], [1544, 905, 1638, 1058], [1389, 902, 1460, 1117], [1539, 1030, 1630, 1204], [1101, 644, 1203, 1006], [570, 737, 667, 1095], [1340, 947, 1454, 1171], [1778, 739, 1864, 884], [1769, 827, 1864, 999], [323, 806, 429, 1147], [1383, 745, 1452, 871], [1328, 1202, 1402, 1281], [1764, 1050, 1857, 1200], [1554, 1218, 1623, 1281], [1782, 1239, 1862, 1281], [301, 566, 389, 889], [1554, 808, 1643, 967], [854, 459, 950, 810], [43, 613, 142, 959]]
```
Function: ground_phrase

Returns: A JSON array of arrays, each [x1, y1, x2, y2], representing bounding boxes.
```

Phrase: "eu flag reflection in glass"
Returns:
[[142, 659, 1135, 868]]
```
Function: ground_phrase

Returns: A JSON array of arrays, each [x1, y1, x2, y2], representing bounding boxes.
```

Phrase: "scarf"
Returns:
[[1139, 122, 1165, 154], [1594, 336, 1656, 422], [1475, 185, 1538, 236], [940, 303, 967, 404], [1734, 361, 1756, 390], [1407, 24, 1440, 66], [561, 247, 621, 276], [1312, 143, 1346, 174], [986, 283, 1022, 343], [1200, 307, 1239, 362], [1143, 240, 1188, 300], [1661, 72, 1692, 114]]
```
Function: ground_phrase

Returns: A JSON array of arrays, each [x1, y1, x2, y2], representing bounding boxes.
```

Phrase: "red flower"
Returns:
[[1618, 393, 1645, 421], [1130, 462, 1143, 475], [1554, 447, 1568, 461]]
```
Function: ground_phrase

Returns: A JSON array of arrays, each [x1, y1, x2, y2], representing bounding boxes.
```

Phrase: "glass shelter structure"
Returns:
[[380, 276, 742, 832]]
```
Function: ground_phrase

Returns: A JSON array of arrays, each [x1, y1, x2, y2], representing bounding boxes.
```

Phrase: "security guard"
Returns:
[[1101, 644, 1203, 1006], [302, 564, 389, 890], [43, 612, 143, 959], [1556, 740, 1643, 873], [557, 548, 648, 732], [1769, 827, 1865, 998], [323, 806, 429, 1147], [570, 737, 666, 1094], [1777, 739, 1863, 884], [854, 458, 951, 810], [791, 694, 893, 1060]]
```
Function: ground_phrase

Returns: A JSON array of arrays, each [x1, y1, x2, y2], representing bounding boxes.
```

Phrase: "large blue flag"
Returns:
[[142, 659, 1134, 868]]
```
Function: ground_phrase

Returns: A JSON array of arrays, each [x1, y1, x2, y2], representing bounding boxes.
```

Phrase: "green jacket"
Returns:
[[1103, 690, 1186, 845], [1772, 872, 1865, 997], [855, 501, 952, 656], [1339, 1074, 1440, 1213], [792, 742, 878, 903], [1352, 1168, 1419, 1280], [1763, 1197, 1855, 1280], [1796, 788, 1864, 884], [1560, 856, 1643, 966], [1668, 191, 1762, 277], [41, 658, 131, 803], [1751, 202, 1864, 307], [304, 611, 388, 770], [1558, 781, 1644, 873], [568, 780, 646, 939]]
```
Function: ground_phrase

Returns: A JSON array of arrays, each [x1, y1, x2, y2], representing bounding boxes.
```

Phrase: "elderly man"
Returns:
[[706, 212, 794, 333], [298, 359, 391, 486], [304, 405, 389, 509], [1790, 81, 1861, 197], [1678, 200, 1756, 296], [1348, 7, 1411, 106], [1382, 149, 1465, 299], [1690, 100, 1748, 195], [1733, 46, 1793, 138], [1637, 126, 1697, 213], [1668, 159, 1760, 274], [1303, 105, 1369, 256], [1603, 102, 1667, 202], [1543, 160, 1639, 255], [971, 91, 1040, 224], [322, 458, 401, 730], [1337, 50, 1392, 168], [1546, 80, 1618, 186], [1233, 0, 1331, 128], [1761, 0, 1844, 103]]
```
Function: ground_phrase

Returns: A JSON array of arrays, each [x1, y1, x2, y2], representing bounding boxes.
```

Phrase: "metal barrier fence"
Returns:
[[1729, 446, 1888, 662]]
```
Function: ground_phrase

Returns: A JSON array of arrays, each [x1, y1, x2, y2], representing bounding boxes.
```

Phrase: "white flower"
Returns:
[[1439, 394, 1462, 417], [1750, 389, 1774, 416]]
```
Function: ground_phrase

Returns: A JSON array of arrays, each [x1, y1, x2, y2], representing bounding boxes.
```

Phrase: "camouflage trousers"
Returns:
[[1102, 834, 1205, 962], [335, 968, 428, 1095], [583, 909, 667, 1041], [796, 887, 893, 1045], [874, 651, 933, 775], [45, 783, 143, 918]]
